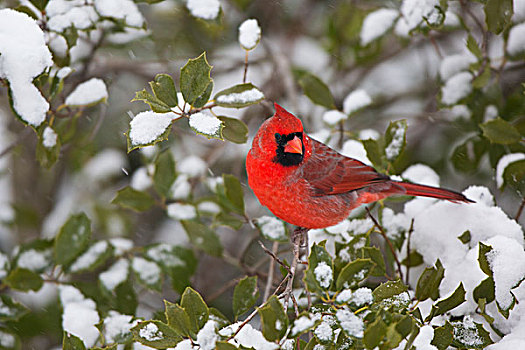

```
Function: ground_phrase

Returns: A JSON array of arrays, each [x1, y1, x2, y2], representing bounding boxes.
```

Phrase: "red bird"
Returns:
[[246, 103, 472, 229]]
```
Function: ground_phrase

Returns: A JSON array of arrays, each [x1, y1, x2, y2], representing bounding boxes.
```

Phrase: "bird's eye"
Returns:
[[275, 133, 281, 142]]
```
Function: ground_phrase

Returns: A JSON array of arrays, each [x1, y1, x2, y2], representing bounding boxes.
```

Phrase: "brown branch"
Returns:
[[405, 218, 415, 286], [261, 241, 280, 302], [243, 50, 249, 83], [283, 227, 307, 310], [366, 207, 404, 281], [516, 197, 525, 221]]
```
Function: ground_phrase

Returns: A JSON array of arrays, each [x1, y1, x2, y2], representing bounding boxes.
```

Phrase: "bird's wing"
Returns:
[[300, 138, 390, 195]]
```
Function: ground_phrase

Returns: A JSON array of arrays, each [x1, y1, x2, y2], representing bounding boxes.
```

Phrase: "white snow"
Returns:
[[70, 241, 109, 272], [256, 216, 287, 241], [440, 54, 476, 81], [484, 105, 498, 121], [59, 285, 100, 348], [132, 257, 161, 286], [179, 155, 207, 177], [359, 129, 380, 140], [441, 72, 472, 105], [189, 112, 223, 136], [167, 203, 197, 220], [314, 261, 333, 288], [131, 167, 152, 191], [485, 236, 525, 310], [186, 0, 221, 20], [197, 201, 221, 214], [0, 330, 15, 348], [0, 9, 53, 127], [129, 111, 174, 146], [397, 0, 440, 33], [508, 22, 525, 56], [0, 253, 8, 279], [412, 325, 437, 350], [94, 0, 144, 27], [314, 320, 333, 342], [82, 149, 127, 183], [170, 174, 191, 199], [402, 164, 440, 187], [343, 89, 372, 115], [360, 9, 399, 46], [219, 322, 279, 350], [336, 308, 364, 338], [452, 316, 484, 348], [57, 67, 73, 79], [385, 122, 406, 160], [344, 287, 373, 306], [139, 322, 163, 341], [340, 140, 372, 165], [65, 78, 108, 107], [42, 127, 58, 148], [17, 249, 51, 271], [109, 238, 133, 255], [496, 153, 525, 188], [216, 88, 264, 105], [322, 110, 347, 125], [515, 0, 525, 22], [47, 5, 98, 31], [238, 19, 261, 50], [99, 259, 129, 291], [104, 311, 139, 343], [448, 104, 471, 120], [196, 320, 218, 350], [146, 243, 184, 268], [291, 316, 316, 336]]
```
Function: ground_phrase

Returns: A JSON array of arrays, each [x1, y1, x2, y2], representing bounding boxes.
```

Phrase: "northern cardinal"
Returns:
[[246, 103, 472, 229]]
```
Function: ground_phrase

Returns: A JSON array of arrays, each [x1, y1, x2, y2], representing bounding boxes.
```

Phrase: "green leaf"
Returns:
[[233, 276, 259, 318], [258, 295, 288, 342], [502, 159, 525, 189], [180, 52, 213, 105], [472, 67, 491, 89], [222, 174, 245, 215], [132, 320, 182, 348], [480, 117, 521, 144], [335, 258, 374, 290], [416, 259, 445, 301], [131, 89, 172, 113], [153, 150, 176, 197], [363, 317, 386, 349], [373, 280, 408, 303], [0, 327, 21, 350], [181, 220, 223, 256], [298, 72, 335, 109], [149, 74, 178, 108], [36, 127, 61, 169], [112, 187, 155, 212], [304, 243, 334, 293], [63, 26, 79, 49], [395, 315, 413, 339], [181, 287, 209, 333], [216, 342, 237, 350], [0, 295, 29, 321], [478, 242, 494, 276], [451, 136, 488, 173], [54, 213, 91, 267], [362, 246, 386, 276], [458, 230, 471, 244], [431, 283, 466, 318], [217, 116, 249, 144], [5, 268, 43, 292], [473, 277, 496, 304], [362, 138, 385, 170], [214, 83, 264, 108], [466, 34, 483, 59], [485, 0, 513, 34], [431, 321, 454, 350], [192, 81, 213, 109], [14, 6, 38, 19], [401, 250, 424, 267], [132, 256, 163, 292], [62, 332, 86, 350], [165, 301, 192, 337], [29, 0, 49, 11]]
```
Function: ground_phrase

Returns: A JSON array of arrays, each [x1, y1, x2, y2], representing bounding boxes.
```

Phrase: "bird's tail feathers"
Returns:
[[396, 182, 474, 203]]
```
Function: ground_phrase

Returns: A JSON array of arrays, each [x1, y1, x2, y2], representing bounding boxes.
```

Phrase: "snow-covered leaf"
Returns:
[[384, 119, 407, 164], [360, 8, 399, 46], [0, 295, 29, 322], [189, 112, 223, 140], [255, 216, 287, 242], [132, 257, 162, 291], [304, 243, 334, 293], [69, 240, 113, 273], [186, 0, 220, 20], [65, 78, 108, 107], [132, 320, 181, 348], [99, 259, 129, 292], [0, 327, 21, 350], [238, 19, 261, 50], [214, 83, 264, 108], [62, 331, 86, 350], [336, 258, 374, 290], [127, 111, 174, 152]]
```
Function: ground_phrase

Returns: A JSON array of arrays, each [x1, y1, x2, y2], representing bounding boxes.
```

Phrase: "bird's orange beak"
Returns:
[[284, 136, 303, 154]]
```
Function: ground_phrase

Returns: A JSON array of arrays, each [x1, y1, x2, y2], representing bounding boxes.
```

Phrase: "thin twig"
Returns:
[[243, 50, 249, 83], [516, 197, 525, 221], [263, 241, 279, 302], [207, 277, 240, 302], [405, 218, 415, 286], [258, 241, 290, 273], [366, 207, 404, 281]]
